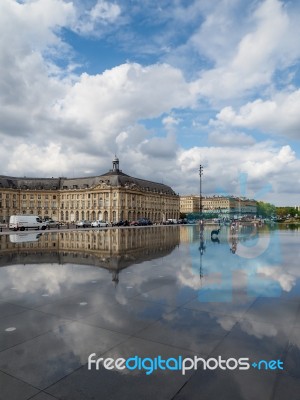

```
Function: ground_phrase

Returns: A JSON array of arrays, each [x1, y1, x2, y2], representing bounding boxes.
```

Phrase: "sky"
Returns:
[[1, 0, 300, 206]]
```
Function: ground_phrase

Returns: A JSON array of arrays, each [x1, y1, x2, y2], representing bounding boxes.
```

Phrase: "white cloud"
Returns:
[[58, 62, 196, 149], [214, 90, 300, 139], [0, 0, 299, 206], [140, 133, 178, 159], [73, 0, 122, 36], [192, 0, 300, 101], [176, 143, 300, 204], [162, 115, 180, 127], [208, 131, 255, 147], [90, 0, 120, 22]]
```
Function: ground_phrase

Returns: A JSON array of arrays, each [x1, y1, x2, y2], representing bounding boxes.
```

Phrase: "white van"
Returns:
[[9, 215, 48, 231], [167, 219, 178, 224]]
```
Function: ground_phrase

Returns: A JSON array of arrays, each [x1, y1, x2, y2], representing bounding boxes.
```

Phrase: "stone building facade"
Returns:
[[180, 195, 257, 217], [0, 158, 179, 223]]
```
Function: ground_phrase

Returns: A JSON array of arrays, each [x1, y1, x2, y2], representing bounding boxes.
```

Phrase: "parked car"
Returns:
[[137, 218, 152, 226], [112, 220, 129, 227], [76, 220, 91, 228], [45, 219, 60, 227], [130, 221, 139, 226], [91, 220, 108, 227]]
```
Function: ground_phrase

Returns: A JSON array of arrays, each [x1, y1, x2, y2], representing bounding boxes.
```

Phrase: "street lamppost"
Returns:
[[199, 165, 203, 221], [199, 164, 205, 281]]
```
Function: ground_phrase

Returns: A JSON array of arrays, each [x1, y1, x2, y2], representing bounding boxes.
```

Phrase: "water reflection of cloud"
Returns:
[[177, 228, 300, 297], [0, 264, 105, 295], [257, 266, 296, 292], [238, 318, 278, 339]]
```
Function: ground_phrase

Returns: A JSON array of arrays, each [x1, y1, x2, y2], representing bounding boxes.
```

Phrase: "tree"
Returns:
[[276, 207, 297, 218], [256, 201, 276, 217]]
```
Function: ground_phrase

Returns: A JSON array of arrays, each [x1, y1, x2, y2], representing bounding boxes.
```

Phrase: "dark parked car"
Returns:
[[137, 218, 152, 226], [130, 221, 139, 226], [112, 220, 129, 227]]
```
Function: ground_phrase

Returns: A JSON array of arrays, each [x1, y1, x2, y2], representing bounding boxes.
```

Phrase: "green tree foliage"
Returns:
[[276, 207, 298, 218], [257, 202, 298, 219], [256, 201, 276, 217]]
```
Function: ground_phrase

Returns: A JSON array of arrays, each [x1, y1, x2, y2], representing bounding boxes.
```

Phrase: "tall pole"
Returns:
[[199, 165, 203, 220], [199, 164, 204, 281]]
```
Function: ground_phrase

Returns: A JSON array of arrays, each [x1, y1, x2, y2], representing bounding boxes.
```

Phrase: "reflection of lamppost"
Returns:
[[199, 223, 206, 281]]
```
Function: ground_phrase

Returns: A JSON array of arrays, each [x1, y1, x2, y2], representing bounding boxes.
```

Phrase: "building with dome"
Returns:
[[0, 158, 179, 223]]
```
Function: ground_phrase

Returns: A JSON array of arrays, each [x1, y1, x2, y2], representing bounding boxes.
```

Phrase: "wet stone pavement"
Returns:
[[0, 225, 299, 400]]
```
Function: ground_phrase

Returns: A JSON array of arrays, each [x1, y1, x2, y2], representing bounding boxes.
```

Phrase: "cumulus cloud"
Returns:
[[0, 0, 299, 205], [60, 63, 196, 135], [73, 0, 122, 36], [0, 1, 197, 178], [192, 0, 300, 101], [162, 115, 180, 129], [140, 133, 178, 159], [208, 131, 255, 147], [214, 90, 300, 138], [176, 143, 300, 204]]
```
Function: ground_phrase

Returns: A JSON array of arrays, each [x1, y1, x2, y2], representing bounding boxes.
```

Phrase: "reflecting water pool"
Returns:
[[0, 225, 299, 400]]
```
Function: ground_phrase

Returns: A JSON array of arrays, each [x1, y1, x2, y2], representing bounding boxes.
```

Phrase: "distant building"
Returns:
[[0, 158, 179, 223], [180, 195, 257, 217], [180, 195, 200, 214]]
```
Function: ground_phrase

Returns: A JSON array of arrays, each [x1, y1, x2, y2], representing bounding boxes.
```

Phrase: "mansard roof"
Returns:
[[0, 160, 177, 196]]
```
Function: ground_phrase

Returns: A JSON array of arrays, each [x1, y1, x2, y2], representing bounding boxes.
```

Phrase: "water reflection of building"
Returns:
[[0, 227, 180, 282], [179, 225, 199, 243]]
